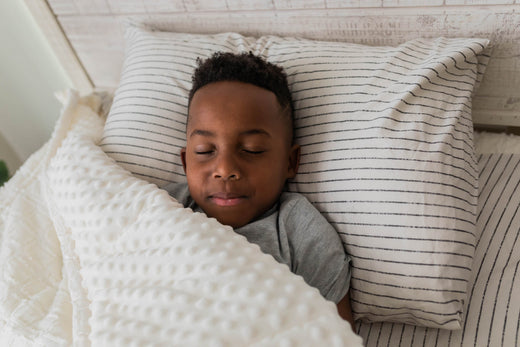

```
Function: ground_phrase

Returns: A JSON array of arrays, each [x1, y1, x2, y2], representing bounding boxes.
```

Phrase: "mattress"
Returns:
[[356, 132, 520, 346]]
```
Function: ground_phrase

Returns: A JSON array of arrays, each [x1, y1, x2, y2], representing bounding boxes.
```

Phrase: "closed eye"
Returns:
[[243, 149, 265, 154], [195, 150, 214, 155]]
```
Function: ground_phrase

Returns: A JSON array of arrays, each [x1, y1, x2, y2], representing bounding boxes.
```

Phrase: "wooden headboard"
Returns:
[[24, 0, 520, 127]]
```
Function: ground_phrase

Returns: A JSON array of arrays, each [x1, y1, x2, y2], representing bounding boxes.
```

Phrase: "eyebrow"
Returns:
[[189, 129, 214, 138], [240, 129, 271, 137], [189, 129, 271, 138]]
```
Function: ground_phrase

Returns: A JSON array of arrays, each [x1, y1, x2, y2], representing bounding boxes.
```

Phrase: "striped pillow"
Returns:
[[100, 25, 490, 329]]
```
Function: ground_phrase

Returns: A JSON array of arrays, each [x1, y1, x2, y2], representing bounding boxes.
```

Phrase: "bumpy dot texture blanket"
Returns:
[[0, 90, 362, 346]]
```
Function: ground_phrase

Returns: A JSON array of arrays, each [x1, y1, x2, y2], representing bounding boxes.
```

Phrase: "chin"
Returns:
[[221, 220, 247, 229], [213, 215, 249, 229]]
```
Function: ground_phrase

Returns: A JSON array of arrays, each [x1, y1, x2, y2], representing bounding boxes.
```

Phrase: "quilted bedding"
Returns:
[[0, 91, 362, 346]]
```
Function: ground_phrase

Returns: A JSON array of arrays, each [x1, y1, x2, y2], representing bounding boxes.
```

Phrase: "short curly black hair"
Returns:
[[188, 51, 294, 124]]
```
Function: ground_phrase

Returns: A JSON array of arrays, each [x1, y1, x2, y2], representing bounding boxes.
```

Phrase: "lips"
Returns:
[[209, 192, 247, 207]]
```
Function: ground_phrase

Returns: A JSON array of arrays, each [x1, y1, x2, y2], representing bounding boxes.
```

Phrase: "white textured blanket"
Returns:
[[0, 91, 361, 346]]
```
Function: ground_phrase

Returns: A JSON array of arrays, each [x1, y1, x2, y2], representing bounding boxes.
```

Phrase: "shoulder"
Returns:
[[278, 192, 331, 233], [277, 192, 343, 251], [278, 192, 351, 303], [279, 191, 317, 216]]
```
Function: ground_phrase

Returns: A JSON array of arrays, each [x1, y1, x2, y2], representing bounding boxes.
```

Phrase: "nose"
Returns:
[[213, 153, 241, 181]]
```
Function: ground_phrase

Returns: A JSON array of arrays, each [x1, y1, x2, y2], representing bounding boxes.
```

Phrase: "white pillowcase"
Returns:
[[100, 24, 490, 329]]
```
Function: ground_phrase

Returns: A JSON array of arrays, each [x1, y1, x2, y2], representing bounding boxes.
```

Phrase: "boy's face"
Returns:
[[181, 81, 300, 228]]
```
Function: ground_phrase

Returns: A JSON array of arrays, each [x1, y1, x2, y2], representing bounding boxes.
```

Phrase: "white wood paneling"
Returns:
[[325, 0, 382, 7], [226, 0, 275, 11], [382, 0, 444, 6], [277, 0, 326, 9], [48, 0, 520, 14], [35, 0, 520, 126], [74, 0, 111, 14], [446, 0, 515, 4], [47, 0, 77, 14]]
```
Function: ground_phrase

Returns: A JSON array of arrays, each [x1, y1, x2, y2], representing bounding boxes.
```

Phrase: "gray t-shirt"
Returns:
[[164, 182, 351, 303]]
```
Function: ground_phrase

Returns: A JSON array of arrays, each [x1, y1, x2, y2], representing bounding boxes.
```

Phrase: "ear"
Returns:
[[287, 144, 301, 179], [180, 147, 187, 173]]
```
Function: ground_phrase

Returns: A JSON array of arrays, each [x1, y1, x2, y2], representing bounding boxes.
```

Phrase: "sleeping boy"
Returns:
[[164, 52, 354, 327]]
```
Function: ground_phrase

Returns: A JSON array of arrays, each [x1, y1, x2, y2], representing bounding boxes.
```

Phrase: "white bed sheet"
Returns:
[[356, 132, 520, 346]]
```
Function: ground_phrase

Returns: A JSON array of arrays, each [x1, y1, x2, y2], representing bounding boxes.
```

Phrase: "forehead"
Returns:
[[187, 81, 288, 133]]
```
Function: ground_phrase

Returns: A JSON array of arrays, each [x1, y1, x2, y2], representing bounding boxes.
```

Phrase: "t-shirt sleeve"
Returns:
[[280, 193, 351, 304], [163, 182, 192, 207], [162, 182, 196, 210]]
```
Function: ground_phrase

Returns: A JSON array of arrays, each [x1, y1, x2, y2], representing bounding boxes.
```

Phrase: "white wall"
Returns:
[[0, 0, 71, 175]]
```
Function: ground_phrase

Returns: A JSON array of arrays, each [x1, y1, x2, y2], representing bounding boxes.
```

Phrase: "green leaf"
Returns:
[[0, 160, 9, 186]]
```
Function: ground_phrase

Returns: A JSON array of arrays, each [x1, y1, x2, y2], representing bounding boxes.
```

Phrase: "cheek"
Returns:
[[270, 153, 291, 177], [250, 158, 288, 187], [185, 159, 208, 189], [185, 154, 208, 173]]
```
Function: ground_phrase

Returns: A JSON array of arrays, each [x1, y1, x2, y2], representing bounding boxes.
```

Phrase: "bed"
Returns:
[[1, 1, 519, 346]]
